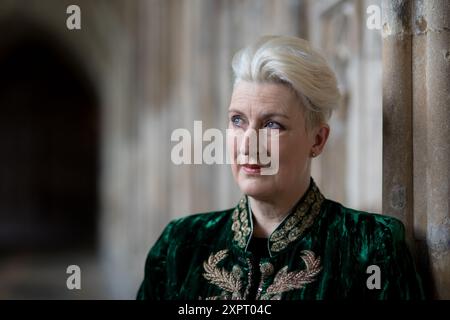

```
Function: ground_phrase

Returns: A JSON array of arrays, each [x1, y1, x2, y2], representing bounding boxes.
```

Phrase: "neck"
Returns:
[[249, 177, 311, 238]]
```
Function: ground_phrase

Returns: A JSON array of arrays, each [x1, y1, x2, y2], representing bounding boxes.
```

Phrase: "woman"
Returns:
[[137, 36, 423, 300]]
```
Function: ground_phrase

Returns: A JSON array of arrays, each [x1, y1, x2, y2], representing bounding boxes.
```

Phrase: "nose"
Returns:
[[239, 131, 249, 156], [239, 128, 259, 163]]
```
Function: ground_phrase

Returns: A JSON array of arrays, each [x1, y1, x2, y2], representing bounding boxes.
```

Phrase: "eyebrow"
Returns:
[[228, 109, 290, 119]]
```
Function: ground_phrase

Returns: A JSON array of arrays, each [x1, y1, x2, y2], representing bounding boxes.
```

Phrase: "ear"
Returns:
[[310, 124, 330, 157]]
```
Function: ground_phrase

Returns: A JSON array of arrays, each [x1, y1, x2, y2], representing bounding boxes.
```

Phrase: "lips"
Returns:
[[241, 164, 263, 174], [243, 164, 261, 169]]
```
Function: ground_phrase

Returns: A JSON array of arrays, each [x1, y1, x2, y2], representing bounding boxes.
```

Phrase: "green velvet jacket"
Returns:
[[137, 179, 424, 300]]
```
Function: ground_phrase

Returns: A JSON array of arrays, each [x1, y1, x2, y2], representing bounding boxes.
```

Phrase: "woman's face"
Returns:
[[227, 81, 324, 201]]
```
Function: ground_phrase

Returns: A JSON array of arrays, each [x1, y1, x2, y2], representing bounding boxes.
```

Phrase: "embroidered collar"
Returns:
[[230, 178, 325, 257]]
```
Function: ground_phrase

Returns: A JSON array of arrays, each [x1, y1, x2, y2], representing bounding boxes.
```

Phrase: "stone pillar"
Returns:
[[382, 0, 414, 235], [422, 0, 450, 300], [383, 0, 450, 299]]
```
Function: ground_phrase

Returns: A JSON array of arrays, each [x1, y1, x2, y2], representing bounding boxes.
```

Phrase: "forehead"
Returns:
[[229, 81, 298, 111]]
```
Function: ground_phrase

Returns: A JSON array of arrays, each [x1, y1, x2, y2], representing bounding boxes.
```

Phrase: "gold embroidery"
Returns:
[[202, 250, 243, 300], [230, 180, 325, 255], [260, 250, 322, 300], [241, 258, 253, 300], [231, 197, 251, 249], [269, 184, 324, 253], [260, 261, 275, 275], [202, 250, 321, 300], [255, 262, 275, 300]]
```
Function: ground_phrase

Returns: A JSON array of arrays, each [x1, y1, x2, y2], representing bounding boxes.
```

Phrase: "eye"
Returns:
[[231, 115, 244, 127], [265, 121, 283, 130]]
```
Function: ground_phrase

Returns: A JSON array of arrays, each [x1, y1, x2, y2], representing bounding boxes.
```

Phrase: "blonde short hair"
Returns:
[[231, 35, 341, 129]]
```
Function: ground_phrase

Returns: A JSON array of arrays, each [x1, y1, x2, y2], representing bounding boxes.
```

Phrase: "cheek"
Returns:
[[227, 129, 241, 178], [226, 129, 237, 157], [277, 136, 310, 168]]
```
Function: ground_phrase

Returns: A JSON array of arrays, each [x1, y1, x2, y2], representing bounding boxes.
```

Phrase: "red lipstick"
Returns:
[[242, 164, 262, 174]]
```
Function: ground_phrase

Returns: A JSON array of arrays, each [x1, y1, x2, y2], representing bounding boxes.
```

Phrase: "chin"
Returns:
[[237, 179, 274, 199]]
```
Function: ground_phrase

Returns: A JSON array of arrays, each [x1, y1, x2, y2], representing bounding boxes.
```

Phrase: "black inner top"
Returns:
[[247, 236, 270, 300]]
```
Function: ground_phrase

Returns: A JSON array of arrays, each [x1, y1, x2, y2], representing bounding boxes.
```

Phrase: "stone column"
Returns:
[[422, 0, 450, 300], [382, 0, 414, 236], [383, 0, 450, 299]]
